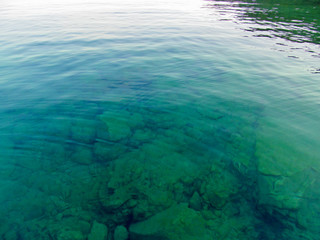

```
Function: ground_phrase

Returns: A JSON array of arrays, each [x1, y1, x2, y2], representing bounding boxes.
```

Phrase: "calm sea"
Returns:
[[0, 0, 319, 239]]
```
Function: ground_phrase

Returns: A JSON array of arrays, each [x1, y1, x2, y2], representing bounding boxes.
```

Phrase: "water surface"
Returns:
[[0, 0, 319, 239]]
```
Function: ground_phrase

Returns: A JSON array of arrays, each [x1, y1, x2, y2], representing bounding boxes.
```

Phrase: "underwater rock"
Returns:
[[296, 171, 320, 234], [100, 146, 199, 219], [258, 174, 302, 211], [106, 119, 131, 141], [255, 121, 315, 177], [88, 221, 108, 240], [257, 167, 320, 236], [99, 157, 174, 221], [132, 129, 155, 143], [70, 146, 93, 165], [99, 148, 205, 224], [10, 140, 46, 171], [99, 184, 133, 211], [114, 225, 129, 240], [41, 142, 69, 166], [2, 228, 18, 240], [131, 190, 175, 221], [46, 119, 72, 139], [201, 169, 240, 209], [45, 206, 93, 239], [297, 198, 320, 234], [93, 142, 127, 162], [0, 180, 30, 207], [129, 129, 155, 148], [54, 214, 92, 236], [95, 120, 110, 140], [126, 112, 144, 129], [254, 118, 320, 238], [24, 202, 45, 220], [99, 112, 132, 141], [189, 191, 202, 211], [70, 119, 96, 144], [138, 141, 172, 160], [207, 213, 260, 240], [57, 230, 84, 240], [129, 203, 211, 240], [196, 106, 225, 122]]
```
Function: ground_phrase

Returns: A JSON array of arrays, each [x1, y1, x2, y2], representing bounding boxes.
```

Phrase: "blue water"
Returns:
[[0, 0, 319, 239]]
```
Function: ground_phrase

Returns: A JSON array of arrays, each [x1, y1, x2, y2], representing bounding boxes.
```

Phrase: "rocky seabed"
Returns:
[[0, 100, 319, 240]]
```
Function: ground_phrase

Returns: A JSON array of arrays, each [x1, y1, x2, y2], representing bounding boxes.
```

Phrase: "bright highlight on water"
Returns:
[[0, 0, 319, 239]]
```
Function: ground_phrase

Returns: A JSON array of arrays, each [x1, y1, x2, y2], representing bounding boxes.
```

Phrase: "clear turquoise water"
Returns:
[[0, 0, 319, 239]]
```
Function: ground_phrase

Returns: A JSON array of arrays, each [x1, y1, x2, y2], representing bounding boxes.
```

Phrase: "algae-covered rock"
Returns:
[[296, 172, 320, 233], [93, 141, 127, 162], [70, 146, 93, 165], [88, 221, 108, 240], [258, 174, 302, 211], [131, 190, 175, 221], [257, 167, 320, 235], [256, 118, 318, 177], [95, 120, 110, 140], [297, 198, 320, 234], [132, 129, 155, 143], [99, 144, 199, 221], [126, 112, 144, 129], [2, 228, 18, 240], [207, 214, 260, 240], [202, 169, 240, 209], [58, 230, 84, 240], [129, 203, 211, 240], [45, 118, 72, 139], [99, 184, 133, 211], [70, 119, 96, 144], [260, 168, 320, 234], [189, 191, 202, 211], [99, 151, 175, 220], [114, 225, 129, 240], [99, 112, 132, 141], [255, 117, 320, 238]]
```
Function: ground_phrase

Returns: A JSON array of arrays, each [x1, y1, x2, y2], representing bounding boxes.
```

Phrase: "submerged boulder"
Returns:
[[255, 117, 320, 238], [93, 141, 127, 162], [58, 230, 84, 240], [99, 112, 132, 142], [88, 221, 108, 240], [70, 119, 96, 144], [70, 146, 93, 165], [129, 203, 211, 240], [189, 191, 202, 211], [201, 169, 240, 209], [114, 225, 129, 240]]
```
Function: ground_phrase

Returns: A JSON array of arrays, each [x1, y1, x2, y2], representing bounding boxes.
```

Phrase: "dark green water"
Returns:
[[0, 0, 319, 239]]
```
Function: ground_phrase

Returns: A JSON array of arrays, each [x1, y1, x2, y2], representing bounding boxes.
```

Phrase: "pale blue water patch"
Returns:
[[0, 0, 319, 239]]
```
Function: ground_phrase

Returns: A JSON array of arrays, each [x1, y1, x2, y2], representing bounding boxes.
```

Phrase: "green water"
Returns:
[[0, 0, 319, 239]]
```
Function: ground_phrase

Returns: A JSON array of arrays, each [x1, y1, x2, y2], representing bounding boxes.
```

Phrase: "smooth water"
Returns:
[[0, 0, 319, 239]]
